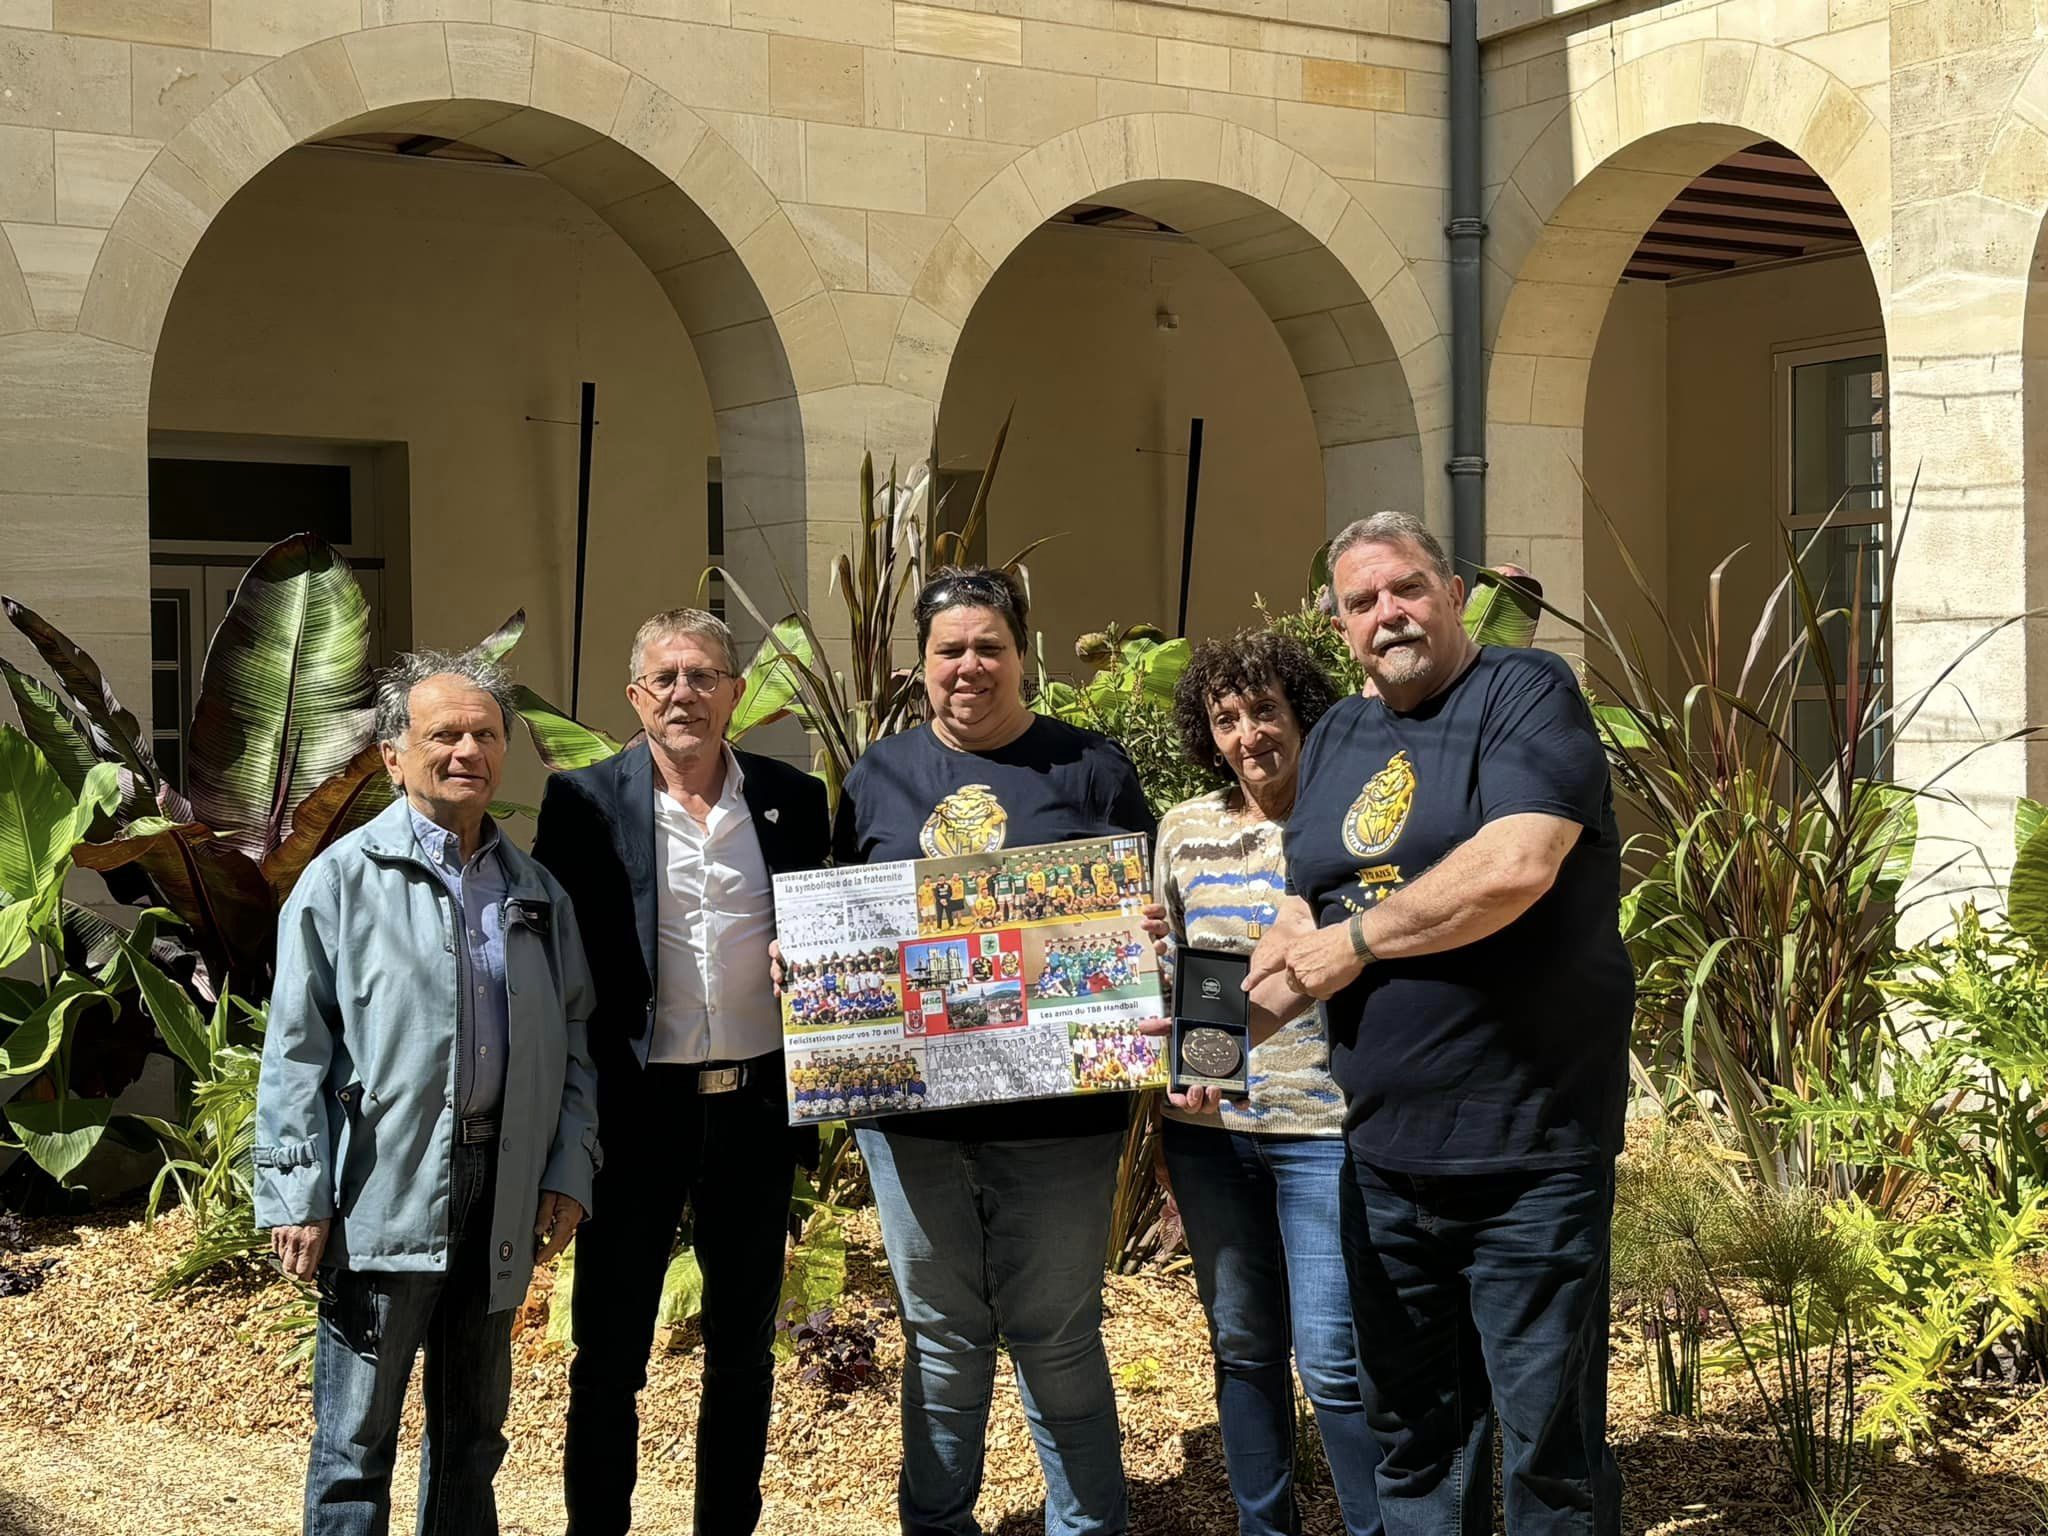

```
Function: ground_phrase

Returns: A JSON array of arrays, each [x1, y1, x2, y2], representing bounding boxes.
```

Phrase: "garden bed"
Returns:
[[4, 1205, 2047, 1534]]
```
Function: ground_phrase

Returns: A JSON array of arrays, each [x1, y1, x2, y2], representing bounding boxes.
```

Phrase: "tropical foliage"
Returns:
[[6, 541, 379, 1003], [1574, 494, 2048, 1509], [1612, 1126, 1739, 1417], [1037, 623, 1217, 819], [13, 446, 2048, 1509], [706, 415, 1041, 805], [0, 730, 126, 1184], [1512, 493, 1978, 1196]]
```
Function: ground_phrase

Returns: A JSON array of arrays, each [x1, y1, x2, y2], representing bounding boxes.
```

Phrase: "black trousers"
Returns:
[[563, 1059, 797, 1536]]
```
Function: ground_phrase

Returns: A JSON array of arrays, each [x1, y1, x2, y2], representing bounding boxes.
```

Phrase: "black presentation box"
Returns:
[[1169, 946, 1252, 1095]]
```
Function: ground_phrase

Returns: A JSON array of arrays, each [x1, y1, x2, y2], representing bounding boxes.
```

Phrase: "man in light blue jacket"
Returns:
[[256, 649, 601, 1536]]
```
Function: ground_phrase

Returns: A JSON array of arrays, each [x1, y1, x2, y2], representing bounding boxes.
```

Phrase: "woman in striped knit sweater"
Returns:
[[1155, 631, 1383, 1536]]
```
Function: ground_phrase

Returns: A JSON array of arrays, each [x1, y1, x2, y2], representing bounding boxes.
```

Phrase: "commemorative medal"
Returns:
[[1180, 1025, 1243, 1080]]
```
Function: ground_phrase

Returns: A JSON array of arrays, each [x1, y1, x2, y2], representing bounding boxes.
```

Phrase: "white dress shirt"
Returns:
[[649, 746, 782, 1064]]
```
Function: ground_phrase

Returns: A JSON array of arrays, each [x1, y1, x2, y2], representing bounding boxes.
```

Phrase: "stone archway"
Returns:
[[1482, 39, 1891, 632], [57, 25, 853, 681], [884, 113, 1451, 541]]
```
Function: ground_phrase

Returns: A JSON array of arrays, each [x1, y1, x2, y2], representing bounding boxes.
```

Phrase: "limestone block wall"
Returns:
[[1475, 0, 1890, 646], [0, 0, 1455, 740], [9, 0, 2041, 892], [1475, 0, 2048, 886]]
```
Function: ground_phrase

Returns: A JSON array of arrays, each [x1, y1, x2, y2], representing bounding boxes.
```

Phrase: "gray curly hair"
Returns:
[[373, 649, 517, 744]]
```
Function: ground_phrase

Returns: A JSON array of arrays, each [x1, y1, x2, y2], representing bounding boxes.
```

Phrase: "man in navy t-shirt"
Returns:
[[1217, 510, 1630, 1535]]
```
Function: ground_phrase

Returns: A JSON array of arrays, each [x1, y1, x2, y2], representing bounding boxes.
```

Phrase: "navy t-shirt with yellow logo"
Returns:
[[1285, 646, 1633, 1174], [835, 715, 1156, 1141]]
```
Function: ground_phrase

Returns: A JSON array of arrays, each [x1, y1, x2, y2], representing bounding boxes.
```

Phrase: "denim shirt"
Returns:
[[408, 806, 509, 1117]]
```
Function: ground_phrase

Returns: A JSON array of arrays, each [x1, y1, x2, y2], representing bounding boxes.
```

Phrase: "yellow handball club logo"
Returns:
[[1343, 751, 1417, 859], [920, 784, 1010, 857]]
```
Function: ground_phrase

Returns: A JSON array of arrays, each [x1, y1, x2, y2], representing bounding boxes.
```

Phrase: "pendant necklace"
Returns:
[[1239, 806, 1277, 942]]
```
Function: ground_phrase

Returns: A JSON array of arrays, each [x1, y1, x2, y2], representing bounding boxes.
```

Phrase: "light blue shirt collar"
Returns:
[[406, 802, 501, 873]]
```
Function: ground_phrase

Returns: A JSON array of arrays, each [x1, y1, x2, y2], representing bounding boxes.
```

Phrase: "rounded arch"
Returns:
[[1482, 39, 1890, 626], [886, 112, 1453, 536], [71, 22, 849, 628]]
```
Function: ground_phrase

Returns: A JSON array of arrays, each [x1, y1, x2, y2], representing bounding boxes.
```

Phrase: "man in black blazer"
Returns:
[[532, 608, 829, 1536]]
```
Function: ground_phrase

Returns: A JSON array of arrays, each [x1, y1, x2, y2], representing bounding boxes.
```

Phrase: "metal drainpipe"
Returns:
[[1447, 0, 1487, 573]]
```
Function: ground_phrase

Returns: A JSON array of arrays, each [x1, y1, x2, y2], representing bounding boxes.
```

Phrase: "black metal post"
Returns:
[[569, 380, 596, 720], [1448, 0, 1488, 573], [1178, 417, 1205, 638]]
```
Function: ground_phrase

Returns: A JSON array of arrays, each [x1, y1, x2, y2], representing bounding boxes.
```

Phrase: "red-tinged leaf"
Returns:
[[0, 597, 160, 788], [262, 744, 393, 899], [474, 609, 526, 664], [75, 822, 275, 994], [185, 534, 376, 864]]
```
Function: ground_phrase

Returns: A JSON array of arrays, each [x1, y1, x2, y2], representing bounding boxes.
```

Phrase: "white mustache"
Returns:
[[1374, 622, 1426, 652]]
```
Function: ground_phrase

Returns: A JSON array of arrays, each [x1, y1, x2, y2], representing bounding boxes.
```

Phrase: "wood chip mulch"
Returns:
[[3, 1205, 2046, 1534]]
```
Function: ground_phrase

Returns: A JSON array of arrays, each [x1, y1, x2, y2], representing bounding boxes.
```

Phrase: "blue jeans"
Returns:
[[857, 1128, 1128, 1536], [1162, 1122, 1383, 1536], [304, 1142, 512, 1536], [1340, 1156, 1621, 1536]]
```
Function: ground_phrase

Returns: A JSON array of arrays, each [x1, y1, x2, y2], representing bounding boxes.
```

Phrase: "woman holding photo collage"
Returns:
[[831, 565, 1156, 1536], [1154, 632, 1384, 1536]]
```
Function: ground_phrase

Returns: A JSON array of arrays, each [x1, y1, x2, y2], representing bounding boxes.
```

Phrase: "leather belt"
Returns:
[[692, 1055, 776, 1094], [459, 1114, 499, 1145]]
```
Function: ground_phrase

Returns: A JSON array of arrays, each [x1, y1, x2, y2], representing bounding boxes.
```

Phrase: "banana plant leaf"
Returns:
[[2018, 797, 2046, 857], [6, 1095, 115, 1182], [0, 736, 117, 964], [658, 1243, 706, 1328], [119, 929, 211, 1078], [511, 685, 621, 771], [1, 596, 160, 789], [473, 609, 527, 665], [730, 617, 813, 740], [262, 745, 392, 900], [2011, 828, 2048, 948], [0, 976, 108, 1077], [185, 534, 375, 866], [1, 662, 154, 855], [2, 662, 98, 798], [0, 978, 38, 1023], [74, 819, 275, 992], [60, 899, 197, 986], [0, 901, 27, 971], [1463, 569, 1543, 649], [0, 723, 86, 908], [1122, 637, 1190, 709]]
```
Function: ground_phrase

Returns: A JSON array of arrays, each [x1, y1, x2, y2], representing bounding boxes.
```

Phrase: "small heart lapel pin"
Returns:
[[765, 807, 780, 824]]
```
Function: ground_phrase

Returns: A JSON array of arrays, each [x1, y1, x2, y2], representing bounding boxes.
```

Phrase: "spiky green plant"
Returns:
[[1613, 1128, 1741, 1416], [706, 413, 1044, 808], [1509, 481, 2032, 1195], [1683, 1184, 1874, 1514]]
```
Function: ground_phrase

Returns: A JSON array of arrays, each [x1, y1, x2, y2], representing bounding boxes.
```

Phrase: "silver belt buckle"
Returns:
[[698, 1066, 742, 1094]]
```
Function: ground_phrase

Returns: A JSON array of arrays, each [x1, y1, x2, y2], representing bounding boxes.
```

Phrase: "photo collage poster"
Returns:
[[772, 834, 1168, 1123]]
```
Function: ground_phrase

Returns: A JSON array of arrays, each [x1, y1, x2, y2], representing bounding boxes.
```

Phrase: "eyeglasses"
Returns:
[[632, 667, 735, 696]]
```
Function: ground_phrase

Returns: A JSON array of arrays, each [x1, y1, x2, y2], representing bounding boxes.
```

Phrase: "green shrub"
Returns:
[[1613, 1128, 1741, 1416]]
